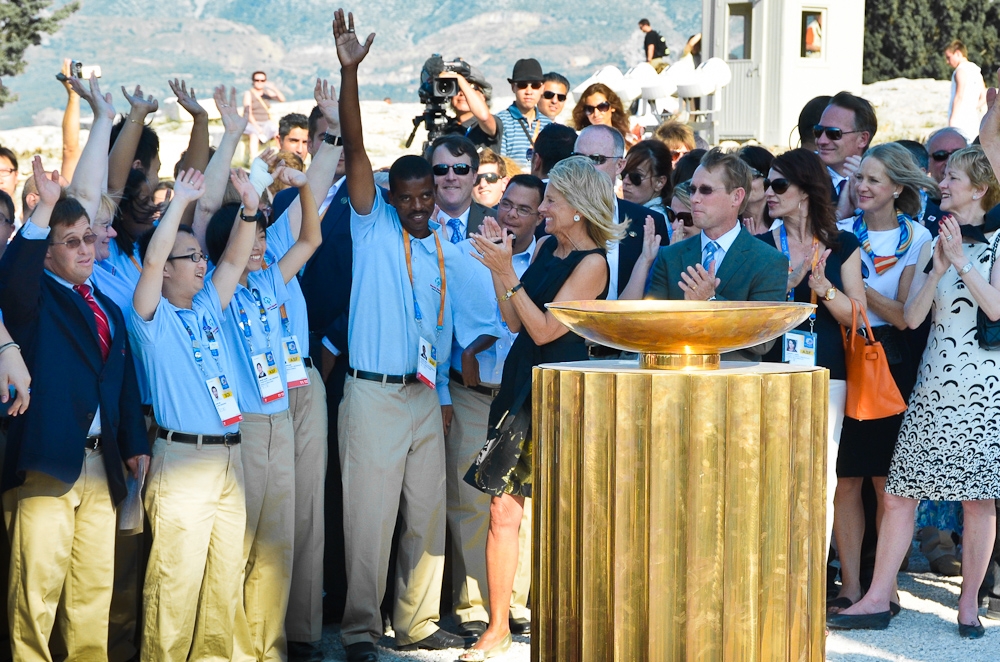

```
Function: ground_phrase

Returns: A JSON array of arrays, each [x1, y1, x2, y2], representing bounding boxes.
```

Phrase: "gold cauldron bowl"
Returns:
[[545, 300, 816, 370]]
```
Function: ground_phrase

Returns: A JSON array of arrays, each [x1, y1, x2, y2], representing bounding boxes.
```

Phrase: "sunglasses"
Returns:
[[763, 178, 791, 195], [570, 152, 621, 166], [432, 163, 472, 176], [623, 171, 648, 186], [475, 172, 501, 186], [692, 185, 718, 196], [515, 81, 543, 90], [931, 149, 958, 162], [167, 251, 208, 263], [666, 207, 693, 227], [253, 78, 266, 83], [542, 91, 567, 102], [50, 233, 98, 249], [813, 125, 863, 141], [584, 101, 612, 115]]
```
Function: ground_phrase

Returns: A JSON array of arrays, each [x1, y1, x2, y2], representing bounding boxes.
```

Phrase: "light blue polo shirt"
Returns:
[[126, 277, 240, 435], [93, 259, 152, 406], [265, 211, 311, 357], [349, 192, 493, 405], [105, 240, 142, 290], [217, 265, 291, 415]]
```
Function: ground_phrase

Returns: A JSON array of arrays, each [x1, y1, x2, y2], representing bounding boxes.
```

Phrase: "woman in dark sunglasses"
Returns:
[[756, 148, 867, 564], [570, 83, 632, 144], [621, 140, 673, 218], [737, 145, 775, 235], [667, 180, 695, 245]]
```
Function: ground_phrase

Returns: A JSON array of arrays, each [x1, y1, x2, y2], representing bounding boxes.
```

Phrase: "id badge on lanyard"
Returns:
[[403, 228, 447, 390], [206, 375, 242, 426], [782, 330, 818, 366], [238, 290, 286, 404], [278, 305, 309, 389]]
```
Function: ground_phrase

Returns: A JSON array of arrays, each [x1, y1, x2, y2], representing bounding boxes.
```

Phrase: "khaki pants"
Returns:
[[141, 437, 246, 662], [338, 376, 446, 647], [232, 411, 295, 662], [4, 450, 116, 662], [446, 384, 532, 624], [285, 365, 328, 643]]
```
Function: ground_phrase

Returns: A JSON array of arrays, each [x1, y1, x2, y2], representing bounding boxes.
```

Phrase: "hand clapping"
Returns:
[[469, 216, 514, 276]]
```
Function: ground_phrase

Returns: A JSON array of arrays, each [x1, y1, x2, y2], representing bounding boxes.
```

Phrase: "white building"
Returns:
[[701, 0, 865, 147]]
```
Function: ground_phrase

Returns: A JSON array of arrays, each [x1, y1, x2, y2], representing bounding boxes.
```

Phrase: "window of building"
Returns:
[[801, 10, 824, 59], [727, 3, 753, 60]]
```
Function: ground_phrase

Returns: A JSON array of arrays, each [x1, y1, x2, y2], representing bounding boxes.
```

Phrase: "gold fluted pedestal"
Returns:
[[531, 360, 829, 662]]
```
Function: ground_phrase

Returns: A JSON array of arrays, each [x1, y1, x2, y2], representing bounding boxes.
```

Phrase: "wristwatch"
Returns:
[[959, 262, 974, 276], [824, 287, 837, 301], [239, 206, 260, 223], [323, 132, 343, 146]]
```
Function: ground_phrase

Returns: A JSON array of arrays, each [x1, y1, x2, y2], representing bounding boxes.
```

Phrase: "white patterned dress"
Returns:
[[886, 232, 1000, 501]]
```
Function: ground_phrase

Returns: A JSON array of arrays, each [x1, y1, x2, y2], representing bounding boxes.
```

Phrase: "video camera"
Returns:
[[405, 55, 473, 149]]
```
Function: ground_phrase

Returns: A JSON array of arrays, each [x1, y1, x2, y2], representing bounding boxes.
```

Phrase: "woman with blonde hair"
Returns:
[[571, 83, 632, 143], [830, 146, 1000, 637], [460, 156, 621, 660]]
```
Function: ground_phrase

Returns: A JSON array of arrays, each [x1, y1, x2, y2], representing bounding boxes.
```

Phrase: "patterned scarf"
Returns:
[[853, 211, 914, 275]]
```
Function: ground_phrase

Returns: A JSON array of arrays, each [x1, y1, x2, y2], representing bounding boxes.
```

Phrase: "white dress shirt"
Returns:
[[699, 222, 742, 273]]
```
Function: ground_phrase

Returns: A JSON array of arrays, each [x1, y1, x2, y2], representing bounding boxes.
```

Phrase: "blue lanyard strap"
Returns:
[[778, 225, 819, 323], [175, 311, 221, 378], [236, 287, 273, 354]]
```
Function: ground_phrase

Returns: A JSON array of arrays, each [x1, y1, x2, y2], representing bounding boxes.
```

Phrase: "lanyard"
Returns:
[[279, 304, 292, 336], [402, 228, 447, 337], [779, 225, 820, 329], [236, 287, 273, 355], [175, 311, 222, 379], [129, 253, 143, 273]]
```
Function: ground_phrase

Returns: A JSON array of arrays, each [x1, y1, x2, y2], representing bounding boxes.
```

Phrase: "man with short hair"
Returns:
[[644, 149, 787, 334], [471, 58, 552, 170], [573, 125, 669, 304], [0, 146, 17, 199], [815, 91, 877, 218], [538, 72, 570, 121], [472, 149, 508, 208], [945, 39, 987, 142], [430, 134, 492, 241], [279, 113, 311, 162], [0, 158, 150, 661], [638, 19, 669, 72], [530, 124, 577, 180]]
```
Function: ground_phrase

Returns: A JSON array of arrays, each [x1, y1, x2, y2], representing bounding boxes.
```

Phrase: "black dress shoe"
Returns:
[[509, 616, 531, 635], [288, 641, 325, 662], [958, 619, 986, 639], [345, 641, 379, 662], [826, 611, 892, 631], [459, 620, 489, 637], [397, 627, 466, 651]]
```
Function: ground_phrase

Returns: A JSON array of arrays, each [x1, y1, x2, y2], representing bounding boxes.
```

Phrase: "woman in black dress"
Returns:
[[460, 156, 622, 660]]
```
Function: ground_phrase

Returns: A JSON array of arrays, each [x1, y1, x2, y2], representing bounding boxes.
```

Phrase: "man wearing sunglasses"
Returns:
[[470, 58, 552, 171], [815, 92, 877, 217], [0, 157, 149, 661], [429, 134, 493, 242], [538, 72, 570, 121]]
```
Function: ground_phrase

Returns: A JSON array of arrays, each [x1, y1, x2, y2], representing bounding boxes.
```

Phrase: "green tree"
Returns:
[[864, 0, 1000, 84], [0, 0, 80, 107]]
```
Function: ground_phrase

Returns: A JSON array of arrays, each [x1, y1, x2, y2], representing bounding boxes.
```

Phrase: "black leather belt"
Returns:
[[158, 429, 241, 446], [303, 357, 313, 369], [85, 435, 102, 450], [350, 368, 419, 385], [449, 369, 501, 398]]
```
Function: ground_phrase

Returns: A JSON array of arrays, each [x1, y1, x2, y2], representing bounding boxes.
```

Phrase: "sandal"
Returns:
[[458, 632, 512, 661]]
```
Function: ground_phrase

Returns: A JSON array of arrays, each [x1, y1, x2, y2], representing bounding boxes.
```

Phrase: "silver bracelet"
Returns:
[[959, 262, 974, 276], [0, 341, 20, 356]]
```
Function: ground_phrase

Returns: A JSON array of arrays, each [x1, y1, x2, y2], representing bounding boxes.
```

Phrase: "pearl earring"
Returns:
[[573, 214, 581, 222], [893, 191, 899, 199], [973, 194, 981, 200]]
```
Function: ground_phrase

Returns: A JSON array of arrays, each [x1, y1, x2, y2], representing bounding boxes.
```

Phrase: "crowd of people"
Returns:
[[0, 9, 999, 662]]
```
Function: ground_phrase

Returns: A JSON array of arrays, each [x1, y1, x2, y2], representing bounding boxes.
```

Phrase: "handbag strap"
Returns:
[[855, 301, 877, 345], [842, 297, 875, 350], [986, 229, 1000, 282]]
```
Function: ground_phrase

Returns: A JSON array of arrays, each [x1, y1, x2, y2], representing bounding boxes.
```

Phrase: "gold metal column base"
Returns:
[[639, 352, 720, 370], [532, 362, 829, 662]]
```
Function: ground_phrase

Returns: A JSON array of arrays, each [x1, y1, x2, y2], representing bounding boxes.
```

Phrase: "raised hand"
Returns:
[[31, 157, 62, 207], [807, 248, 834, 295], [741, 214, 769, 236], [169, 78, 207, 119], [273, 165, 308, 188], [980, 68, 999, 153], [332, 9, 375, 68], [230, 168, 260, 212], [257, 147, 280, 168], [640, 215, 661, 263], [171, 168, 207, 204], [314, 78, 340, 133], [679, 263, 719, 301], [469, 217, 515, 276], [70, 73, 115, 121], [60, 59, 75, 95], [121, 84, 158, 117], [213, 85, 247, 135], [937, 215, 968, 269], [478, 215, 504, 243]]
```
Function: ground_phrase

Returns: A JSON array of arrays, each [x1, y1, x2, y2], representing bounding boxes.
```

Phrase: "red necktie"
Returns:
[[74, 284, 111, 362]]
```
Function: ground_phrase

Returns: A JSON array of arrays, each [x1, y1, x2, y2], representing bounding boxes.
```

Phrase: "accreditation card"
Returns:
[[417, 337, 437, 389], [782, 330, 818, 367], [282, 335, 310, 389], [206, 374, 243, 426], [252, 350, 286, 403]]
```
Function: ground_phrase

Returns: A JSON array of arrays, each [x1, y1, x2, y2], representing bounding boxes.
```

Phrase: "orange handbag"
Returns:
[[841, 298, 907, 421]]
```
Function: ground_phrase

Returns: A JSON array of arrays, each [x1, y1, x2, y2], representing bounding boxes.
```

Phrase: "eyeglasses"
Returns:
[[584, 101, 612, 115], [813, 125, 863, 141], [475, 173, 501, 186], [750, 168, 765, 179], [542, 91, 567, 102], [623, 171, 648, 186], [432, 163, 472, 176], [498, 199, 537, 217], [515, 81, 543, 90], [0, 167, 15, 177], [692, 185, 718, 196], [763, 178, 791, 195], [570, 152, 621, 166], [167, 251, 208, 263], [666, 207, 693, 227], [931, 149, 958, 162], [50, 233, 98, 249], [670, 149, 689, 160]]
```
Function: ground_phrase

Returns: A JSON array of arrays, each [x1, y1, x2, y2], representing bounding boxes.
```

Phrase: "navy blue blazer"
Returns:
[[616, 199, 669, 297], [0, 234, 148, 504], [273, 183, 354, 357]]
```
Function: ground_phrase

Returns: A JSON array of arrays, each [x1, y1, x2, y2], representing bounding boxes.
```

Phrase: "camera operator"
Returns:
[[437, 68, 500, 152]]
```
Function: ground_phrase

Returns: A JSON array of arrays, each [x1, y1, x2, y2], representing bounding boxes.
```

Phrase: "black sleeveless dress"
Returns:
[[465, 237, 607, 498]]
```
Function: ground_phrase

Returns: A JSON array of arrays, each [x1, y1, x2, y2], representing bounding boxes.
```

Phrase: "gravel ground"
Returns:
[[316, 551, 997, 662]]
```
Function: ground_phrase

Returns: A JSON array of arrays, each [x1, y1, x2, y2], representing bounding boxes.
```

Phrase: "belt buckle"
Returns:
[[223, 433, 236, 446]]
